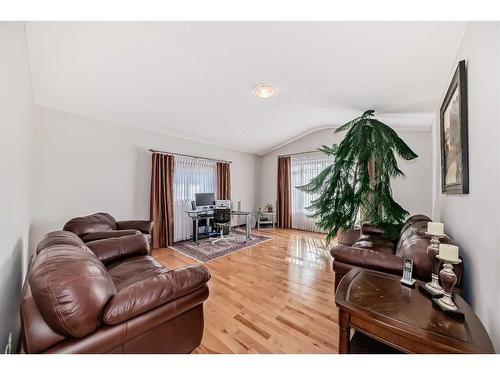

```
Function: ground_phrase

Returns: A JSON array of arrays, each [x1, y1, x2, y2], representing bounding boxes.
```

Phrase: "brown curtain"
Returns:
[[150, 153, 175, 248], [216, 162, 231, 200], [277, 156, 292, 228]]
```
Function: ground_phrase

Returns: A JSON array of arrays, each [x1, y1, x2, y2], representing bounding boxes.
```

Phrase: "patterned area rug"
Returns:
[[170, 230, 272, 263]]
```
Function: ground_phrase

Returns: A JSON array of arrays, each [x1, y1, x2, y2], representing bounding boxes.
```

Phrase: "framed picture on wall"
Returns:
[[440, 59, 469, 194]]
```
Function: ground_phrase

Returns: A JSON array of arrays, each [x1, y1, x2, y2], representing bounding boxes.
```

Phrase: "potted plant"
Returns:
[[297, 110, 418, 243]]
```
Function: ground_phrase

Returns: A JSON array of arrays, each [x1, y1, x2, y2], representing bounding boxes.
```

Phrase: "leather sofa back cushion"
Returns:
[[395, 220, 433, 279], [36, 230, 87, 254], [29, 245, 116, 338], [63, 212, 117, 237], [103, 265, 211, 325], [394, 215, 461, 283], [86, 235, 150, 265], [395, 214, 431, 251]]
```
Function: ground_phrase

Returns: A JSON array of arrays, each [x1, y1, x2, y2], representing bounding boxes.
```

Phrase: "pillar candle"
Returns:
[[427, 222, 444, 236], [439, 244, 459, 261]]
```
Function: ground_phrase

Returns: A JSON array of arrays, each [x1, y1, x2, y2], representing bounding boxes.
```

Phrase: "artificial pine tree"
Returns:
[[297, 110, 418, 242]]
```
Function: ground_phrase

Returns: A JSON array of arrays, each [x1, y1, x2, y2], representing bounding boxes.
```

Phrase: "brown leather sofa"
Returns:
[[63, 212, 153, 246], [330, 214, 463, 290], [21, 230, 210, 353]]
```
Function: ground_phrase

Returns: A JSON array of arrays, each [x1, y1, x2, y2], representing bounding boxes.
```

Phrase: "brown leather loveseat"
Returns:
[[330, 214, 463, 290], [63, 212, 154, 246], [21, 230, 210, 353]]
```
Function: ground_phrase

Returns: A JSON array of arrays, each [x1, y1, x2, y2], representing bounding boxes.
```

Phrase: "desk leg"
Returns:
[[338, 309, 351, 354], [246, 214, 251, 240], [194, 218, 199, 243]]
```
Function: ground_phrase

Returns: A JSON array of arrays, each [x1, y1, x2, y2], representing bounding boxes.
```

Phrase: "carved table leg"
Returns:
[[338, 309, 351, 354]]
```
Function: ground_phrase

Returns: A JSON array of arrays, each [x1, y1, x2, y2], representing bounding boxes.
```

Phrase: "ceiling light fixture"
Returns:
[[254, 83, 277, 98]]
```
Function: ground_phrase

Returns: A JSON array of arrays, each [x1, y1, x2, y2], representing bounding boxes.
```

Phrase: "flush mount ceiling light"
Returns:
[[254, 83, 277, 98]]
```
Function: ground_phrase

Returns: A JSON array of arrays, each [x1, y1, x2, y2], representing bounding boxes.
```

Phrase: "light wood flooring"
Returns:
[[152, 228, 339, 353]]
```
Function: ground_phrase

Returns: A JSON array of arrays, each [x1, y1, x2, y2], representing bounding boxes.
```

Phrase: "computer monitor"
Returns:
[[195, 192, 216, 208]]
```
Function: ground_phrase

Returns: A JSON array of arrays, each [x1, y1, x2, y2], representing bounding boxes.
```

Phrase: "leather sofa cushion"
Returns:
[[42, 286, 209, 353], [352, 234, 396, 255], [107, 255, 168, 291], [86, 235, 149, 265], [331, 245, 404, 275], [63, 212, 117, 237], [117, 220, 154, 234], [29, 245, 116, 338], [80, 230, 141, 242], [103, 265, 211, 325], [36, 230, 87, 254], [360, 224, 385, 236]]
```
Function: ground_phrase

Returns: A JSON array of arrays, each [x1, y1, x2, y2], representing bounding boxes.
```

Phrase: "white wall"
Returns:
[[0, 23, 35, 351], [32, 106, 259, 244], [432, 22, 500, 350], [258, 127, 433, 218]]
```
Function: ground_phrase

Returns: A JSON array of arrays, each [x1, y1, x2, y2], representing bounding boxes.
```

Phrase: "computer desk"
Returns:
[[185, 208, 252, 243]]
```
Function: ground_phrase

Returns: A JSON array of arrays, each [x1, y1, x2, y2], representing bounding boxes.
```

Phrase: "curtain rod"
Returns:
[[148, 149, 232, 164], [277, 150, 324, 158]]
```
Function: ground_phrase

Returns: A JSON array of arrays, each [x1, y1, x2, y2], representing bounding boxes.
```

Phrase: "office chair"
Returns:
[[211, 208, 235, 245]]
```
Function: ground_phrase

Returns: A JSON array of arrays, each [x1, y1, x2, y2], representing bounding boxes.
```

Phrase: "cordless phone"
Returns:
[[400, 258, 416, 287]]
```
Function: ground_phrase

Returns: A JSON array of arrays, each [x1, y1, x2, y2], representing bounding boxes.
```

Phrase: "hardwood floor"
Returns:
[[152, 228, 339, 353]]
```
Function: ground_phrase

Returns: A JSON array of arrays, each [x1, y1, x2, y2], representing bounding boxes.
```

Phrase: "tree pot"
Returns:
[[337, 228, 361, 246]]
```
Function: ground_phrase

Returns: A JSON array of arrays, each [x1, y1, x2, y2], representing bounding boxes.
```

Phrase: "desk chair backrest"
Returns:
[[214, 208, 231, 224]]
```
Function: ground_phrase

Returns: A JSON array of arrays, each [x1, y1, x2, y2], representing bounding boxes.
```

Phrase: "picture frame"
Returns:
[[440, 60, 469, 194]]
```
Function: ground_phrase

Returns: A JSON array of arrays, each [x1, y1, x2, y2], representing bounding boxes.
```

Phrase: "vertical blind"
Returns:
[[291, 152, 334, 232], [173, 156, 217, 242]]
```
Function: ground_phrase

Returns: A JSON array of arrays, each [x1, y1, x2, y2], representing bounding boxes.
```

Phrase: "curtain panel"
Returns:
[[291, 152, 333, 232], [277, 156, 292, 228], [173, 156, 217, 242], [216, 162, 231, 200], [150, 153, 175, 248]]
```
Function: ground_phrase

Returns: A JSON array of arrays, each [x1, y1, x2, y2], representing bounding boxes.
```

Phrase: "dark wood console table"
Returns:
[[335, 268, 494, 354]]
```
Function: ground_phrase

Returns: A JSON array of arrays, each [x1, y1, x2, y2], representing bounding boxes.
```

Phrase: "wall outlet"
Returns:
[[4, 332, 12, 354]]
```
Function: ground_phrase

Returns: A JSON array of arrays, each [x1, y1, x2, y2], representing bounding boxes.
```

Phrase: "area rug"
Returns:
[[170, 230, 272, 263]]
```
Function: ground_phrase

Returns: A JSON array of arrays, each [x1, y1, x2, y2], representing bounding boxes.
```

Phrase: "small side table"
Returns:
[[335, 268, 495, 354], [257, 211, 276, 230]]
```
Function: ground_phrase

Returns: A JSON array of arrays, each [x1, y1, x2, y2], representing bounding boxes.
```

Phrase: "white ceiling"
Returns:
[[26, 22, 467, 155]]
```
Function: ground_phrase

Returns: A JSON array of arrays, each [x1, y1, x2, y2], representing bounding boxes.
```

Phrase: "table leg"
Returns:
[[338, 309, 351, 354]]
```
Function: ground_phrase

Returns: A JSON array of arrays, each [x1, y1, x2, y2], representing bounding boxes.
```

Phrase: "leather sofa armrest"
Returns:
[[103, 265, 211, 325], [330, 245, 404, 276], [116, 220, 154, 235], [80, 230, 141, 242], [360, 224, 385, 236], [86, 234, 149, 265]]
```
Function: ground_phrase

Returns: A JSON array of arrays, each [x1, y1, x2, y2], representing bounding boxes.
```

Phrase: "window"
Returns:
[[173, 156, 217, 242], [291, 152, 333, 232]]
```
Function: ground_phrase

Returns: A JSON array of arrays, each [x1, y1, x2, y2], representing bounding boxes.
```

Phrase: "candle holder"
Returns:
[[419, 233, 445, 298], [432, 256, 464, 319]]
